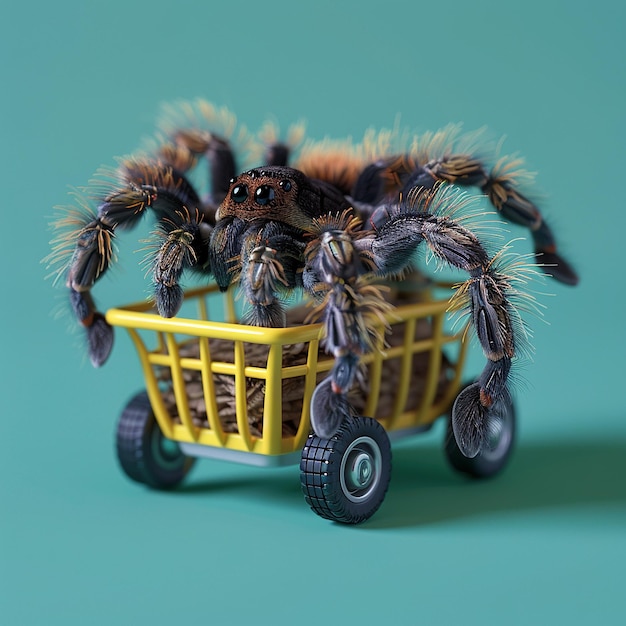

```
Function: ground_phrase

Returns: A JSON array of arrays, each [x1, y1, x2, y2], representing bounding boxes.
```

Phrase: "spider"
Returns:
[[48, 101, 578, 458]]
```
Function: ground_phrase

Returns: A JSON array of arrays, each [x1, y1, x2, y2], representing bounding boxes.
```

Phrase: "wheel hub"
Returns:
[[151, 427, 185, 469], [340, 436, 382, 503], [348, 452, 374, 489]]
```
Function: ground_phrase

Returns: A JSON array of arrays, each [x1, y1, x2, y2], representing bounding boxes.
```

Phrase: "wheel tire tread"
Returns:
[[116, 391, 192, 489], [300, 417, 391, 524]]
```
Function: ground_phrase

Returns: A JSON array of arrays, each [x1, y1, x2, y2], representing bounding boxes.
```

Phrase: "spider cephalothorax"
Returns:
[[217, 167, 348, 228], [47, 100, 578, 458]]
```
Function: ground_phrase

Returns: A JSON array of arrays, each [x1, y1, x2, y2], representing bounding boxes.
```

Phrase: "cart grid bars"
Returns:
[[107, 284, 469, 457]]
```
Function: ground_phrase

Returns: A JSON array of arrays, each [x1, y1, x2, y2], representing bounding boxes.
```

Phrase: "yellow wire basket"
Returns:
[[107, 283, 468, 459], [105, 282, 517, 524]]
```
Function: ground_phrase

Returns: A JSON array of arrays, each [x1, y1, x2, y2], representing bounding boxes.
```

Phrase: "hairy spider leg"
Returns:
[[235, 221, 306, 327], [65, 160, 204, 366], [167, 124, 297, 207], [164, 129, 238, 208], [302, 211, 391, 438], [362, 188, 519, 456], [426, 155, 577, 286], [263, 141, 291, 168], [352, 153, 579, 286], [209, 218, 307, 328], [151, 209, 212, 317]]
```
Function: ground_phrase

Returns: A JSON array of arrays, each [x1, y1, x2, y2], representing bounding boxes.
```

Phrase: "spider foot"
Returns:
[[451, 383, 490, 458], [310, 377, 354, 439], [70, 288, 113, 367], [451, 382, 514, 458], [155, 283, 184, 318], [86, 313, 114, 368], [531, 221, 578, 285], [151, 218, 207, 318], [535, 249, 579, 286]]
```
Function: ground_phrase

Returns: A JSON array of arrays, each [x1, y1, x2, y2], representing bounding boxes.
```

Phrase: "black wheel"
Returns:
[[445, 387, 516, 479], [116, 391, 194, 489], [300, 416, 392, 524]]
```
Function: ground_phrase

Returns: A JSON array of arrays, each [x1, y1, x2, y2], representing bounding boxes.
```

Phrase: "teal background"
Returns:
[[2, 0, 625, 624]]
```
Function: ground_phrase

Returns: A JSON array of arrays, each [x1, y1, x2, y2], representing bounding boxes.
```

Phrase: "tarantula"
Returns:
[[49, 101, 578, 457]]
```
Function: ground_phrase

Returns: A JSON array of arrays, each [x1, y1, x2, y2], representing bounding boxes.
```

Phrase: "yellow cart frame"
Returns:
[[106, 283, 469, 467]]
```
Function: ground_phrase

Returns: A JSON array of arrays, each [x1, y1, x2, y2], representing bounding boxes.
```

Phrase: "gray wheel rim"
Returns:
[[150, 427, 185, 470], [340, 436, 383, 503]]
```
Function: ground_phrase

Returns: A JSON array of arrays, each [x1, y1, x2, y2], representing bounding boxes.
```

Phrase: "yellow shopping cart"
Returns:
[[107, 281, 516, 524]]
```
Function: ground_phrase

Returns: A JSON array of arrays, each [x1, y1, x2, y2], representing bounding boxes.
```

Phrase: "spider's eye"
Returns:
[[255, 184, 275, 206], [279, 180, 292, 191], [231, 184, 248, 203]]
